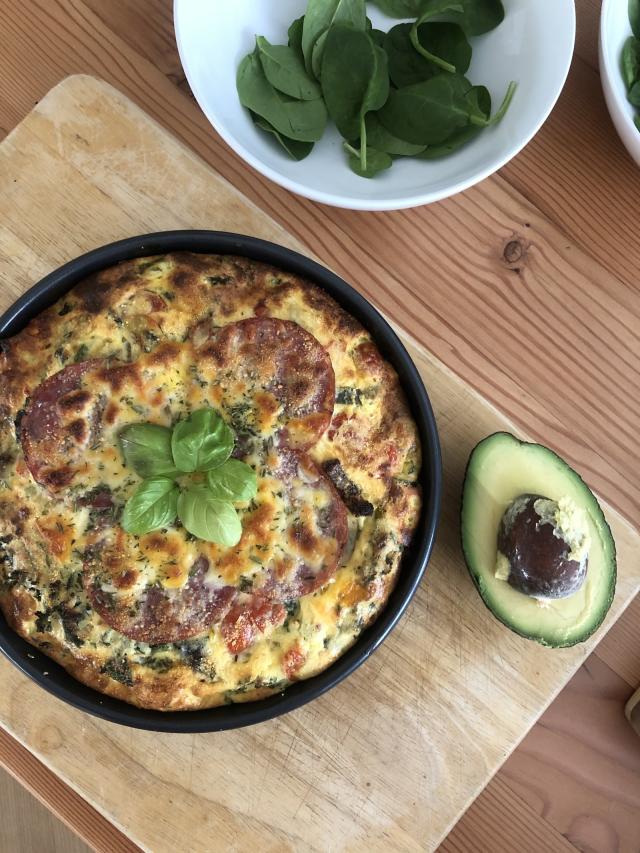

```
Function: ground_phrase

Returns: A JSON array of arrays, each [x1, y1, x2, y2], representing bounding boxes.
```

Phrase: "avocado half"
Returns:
[[461, 432, 616, 648]]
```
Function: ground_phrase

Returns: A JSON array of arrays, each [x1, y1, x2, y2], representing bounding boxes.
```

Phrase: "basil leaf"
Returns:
[[236, 49, 327, 142], [251, 112, 314, 160], [622, 36, 640, 90], [343, 142, 393, 178], [118, 424, 179, 478], [256, 36, 322, 100], [365, 112, 427, 155], [206, 459, 258, 502], [378, 74, 471, 145], [177, 487, 242, 547], [121, 477, 179, 535], [321, 26, 389, 140], [632, 0, 640, 40], [171, 409, 234, 473]]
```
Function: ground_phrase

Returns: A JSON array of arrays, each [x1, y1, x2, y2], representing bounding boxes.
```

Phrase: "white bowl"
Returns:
[[600, 0, 640, 165], [174, 0, 575, 210]]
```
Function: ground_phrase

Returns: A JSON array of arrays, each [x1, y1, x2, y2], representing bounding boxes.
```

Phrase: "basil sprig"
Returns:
[[235, 0, 516, 178], [177, 487, 243, 548], [118, 409, 257, 545], [119, 423, 179, 478], [171, 408, 234, 473], [121, 477, 180, 534]]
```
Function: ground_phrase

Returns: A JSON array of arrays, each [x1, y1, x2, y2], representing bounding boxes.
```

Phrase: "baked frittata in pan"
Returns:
[[0, 253, 420, 710]]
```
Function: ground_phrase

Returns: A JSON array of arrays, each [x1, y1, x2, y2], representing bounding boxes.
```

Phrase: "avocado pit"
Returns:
[[495, 494, 590, 600]]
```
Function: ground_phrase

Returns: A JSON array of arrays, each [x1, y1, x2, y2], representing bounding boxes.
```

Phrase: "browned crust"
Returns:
[[1, 253, 365, 409]]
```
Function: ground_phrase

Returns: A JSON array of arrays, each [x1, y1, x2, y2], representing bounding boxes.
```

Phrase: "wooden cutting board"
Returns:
[[0, 75, 637, 853]]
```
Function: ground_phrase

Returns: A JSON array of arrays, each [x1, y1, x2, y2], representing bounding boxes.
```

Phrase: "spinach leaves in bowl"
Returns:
[[235, 0, 517, 178]]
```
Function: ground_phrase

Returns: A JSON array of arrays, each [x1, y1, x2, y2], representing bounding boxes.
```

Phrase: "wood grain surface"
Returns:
[[0, 1, 637, 851], [0, 728, 134, 853], [0, 764, 90, 853], [0, 73, 638, 853]]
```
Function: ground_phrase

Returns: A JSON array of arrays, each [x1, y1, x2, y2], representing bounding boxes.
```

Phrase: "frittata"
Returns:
[[0, 253, 421, 710]]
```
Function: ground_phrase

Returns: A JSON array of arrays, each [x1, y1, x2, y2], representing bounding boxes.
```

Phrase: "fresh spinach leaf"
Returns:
[[308, 0, 368, 80], [629, 79, 640, 107], [251, 113, 314, 160], [288, 15, 305, 59], [378, 73, 471, 145], [207, 459, 258, 502], [311, 30, 330, 80], [328, 0, 368, 34], [455, 0, 505, 35], [416, 85, 489, 159], [631, 0, 640, 40], [635, 112, 640, 131], [415, 0, 505, 37], [413, 22, 472, 75], [302, 0, 367, 76], [177, 486, 242, 547], [386, 20, 473, 89], [323, 0, 367, 36], [385, 23, 438, 88], [416, 124, 482, 158], [622, 36, 640, 90], [369, 0, 422, 15], [467, 81, 516, 126], [256, 36, 321, 100], [464, 84, 492, 121], [171, 408, 234, 473], [236, 0, 515, 176], [322, 25, 389, 142], [121, 477, 179, 535], [302, 0, 341, 73], [343, 142, 393, 177], [365, 112, 426, 154], [236, 49, 327, 142], [118, 423, 178, 479], [410, 2, 464, 72]]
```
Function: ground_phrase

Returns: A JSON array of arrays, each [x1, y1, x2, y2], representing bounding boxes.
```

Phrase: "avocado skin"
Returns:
[[460, 432, 617, 648]]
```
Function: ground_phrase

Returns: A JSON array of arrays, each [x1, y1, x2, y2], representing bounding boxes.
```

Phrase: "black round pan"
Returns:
[[0, 231, 442, 732]]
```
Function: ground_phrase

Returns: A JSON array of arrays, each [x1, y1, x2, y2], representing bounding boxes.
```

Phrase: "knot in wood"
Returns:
[[503, 239, 524, 265]]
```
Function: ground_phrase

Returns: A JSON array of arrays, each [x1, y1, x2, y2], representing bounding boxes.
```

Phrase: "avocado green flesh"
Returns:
[[461, 433, 616, 647]]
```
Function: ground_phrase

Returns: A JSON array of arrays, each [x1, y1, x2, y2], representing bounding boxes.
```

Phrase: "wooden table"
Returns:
[[0, 1, 638, 851]]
